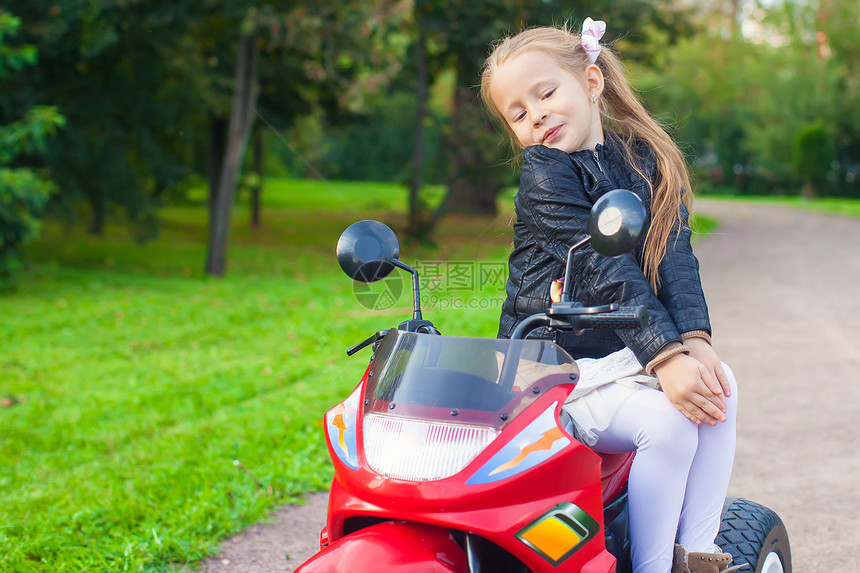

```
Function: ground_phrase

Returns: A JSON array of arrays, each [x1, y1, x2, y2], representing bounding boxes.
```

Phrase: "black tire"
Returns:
[[716, 497, 791, 573]]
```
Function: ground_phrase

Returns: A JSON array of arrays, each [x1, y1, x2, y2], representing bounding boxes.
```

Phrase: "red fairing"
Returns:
[[295, 521, 468, 573], [322, 384, 616, 572], [309, 332, 627, 572]]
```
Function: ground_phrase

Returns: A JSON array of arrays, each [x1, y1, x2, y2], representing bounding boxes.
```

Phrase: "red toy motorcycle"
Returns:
[[297, 190, 791, 573]]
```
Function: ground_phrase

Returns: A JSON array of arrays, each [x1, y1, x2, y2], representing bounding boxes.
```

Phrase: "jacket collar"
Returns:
[[568, 131, 620, 161]]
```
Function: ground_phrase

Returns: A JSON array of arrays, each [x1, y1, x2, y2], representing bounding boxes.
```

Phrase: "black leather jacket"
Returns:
[[498, 136, 711, 368]]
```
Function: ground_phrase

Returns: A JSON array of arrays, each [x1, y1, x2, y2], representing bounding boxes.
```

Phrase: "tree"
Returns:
[[202, 0, 412, 274], [4, 1, 409, 274], [424, 0, 527, 221], [205, 14, 259, 276], [4, 2, 204, 237], [409, 0, 430, 235], [0, 11, 64, 283], [422, 0, 692, 226], [636, 0, 857, 196]]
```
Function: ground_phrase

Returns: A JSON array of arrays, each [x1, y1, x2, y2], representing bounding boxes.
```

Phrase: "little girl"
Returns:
[[481, 20, 740, 573]]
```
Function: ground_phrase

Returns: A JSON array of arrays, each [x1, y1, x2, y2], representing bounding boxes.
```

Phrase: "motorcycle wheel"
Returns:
[[715, 497, 791, 573]]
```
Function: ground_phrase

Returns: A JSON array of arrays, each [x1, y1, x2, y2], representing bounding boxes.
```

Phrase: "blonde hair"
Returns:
[[480, 25, 693, 290]]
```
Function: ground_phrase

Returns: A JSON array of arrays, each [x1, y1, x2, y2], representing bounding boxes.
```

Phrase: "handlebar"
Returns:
[[346, 320, 441, 356], [571, 306, 647, 331], [510, 303, 648, 340]]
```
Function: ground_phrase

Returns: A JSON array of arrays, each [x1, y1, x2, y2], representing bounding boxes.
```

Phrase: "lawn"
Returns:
[[704, 193, 860, 219], [5, 179, 845, 571], [1, 179, 513, 571]]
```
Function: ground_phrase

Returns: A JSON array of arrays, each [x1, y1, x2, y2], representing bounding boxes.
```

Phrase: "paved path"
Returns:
[[196, 200, 860, 572]]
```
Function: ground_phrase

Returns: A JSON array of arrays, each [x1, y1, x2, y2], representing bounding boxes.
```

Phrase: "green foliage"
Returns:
[[0, 105, 65, 162], [0, 168, 55, 279], [281, 89, 450, 184], [638, 1, 859, 197], [2, 0, 423, 250], [0, 11, 35, 75], [0, 11, 64, 283], [793, 122, 834, 198], [3, 2, 210, 236]]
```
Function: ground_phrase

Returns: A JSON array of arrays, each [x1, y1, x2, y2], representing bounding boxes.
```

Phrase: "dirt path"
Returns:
[[195, 200, 860, 572]]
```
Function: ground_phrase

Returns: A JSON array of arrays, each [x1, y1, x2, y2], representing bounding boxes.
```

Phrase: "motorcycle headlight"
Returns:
[[363, 414, 499, 481]]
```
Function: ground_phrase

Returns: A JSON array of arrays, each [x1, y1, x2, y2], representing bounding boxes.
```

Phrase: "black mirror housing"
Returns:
[[587, 189, 647, 257], [336, 220, 401, 283]]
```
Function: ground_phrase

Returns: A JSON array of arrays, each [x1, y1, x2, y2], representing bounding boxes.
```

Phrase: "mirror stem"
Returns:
[[393, 260, 422, 320], [561, 236, 591, 302]]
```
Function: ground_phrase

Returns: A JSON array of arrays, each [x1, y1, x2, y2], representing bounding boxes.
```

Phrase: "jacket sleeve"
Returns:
[[654, 202, 712, 336], [516, 145, 682, 367]]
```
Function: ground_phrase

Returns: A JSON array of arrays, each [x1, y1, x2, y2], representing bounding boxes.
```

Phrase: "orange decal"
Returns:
[[489, 426, 565, 476], [332, 413, 347, 453]]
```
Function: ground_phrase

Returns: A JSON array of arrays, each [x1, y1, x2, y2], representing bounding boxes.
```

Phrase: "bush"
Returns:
[[793, 122, 835, 198]]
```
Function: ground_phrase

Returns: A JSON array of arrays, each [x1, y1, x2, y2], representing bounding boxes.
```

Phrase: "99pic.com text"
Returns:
[[420, 294, 504, 310]]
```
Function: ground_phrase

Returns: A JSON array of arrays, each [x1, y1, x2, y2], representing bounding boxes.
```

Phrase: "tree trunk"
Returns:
[[250, 125, 262, 229], [431, 84, 465, 227], [409, 0, 427, 235], [87, 195, 106, 236], [432, 83, 500, 226], [205, 32, 259, 276], [802, 178, 818, 200], [445, 177, 500, 213], [208, 114, 228, 224]]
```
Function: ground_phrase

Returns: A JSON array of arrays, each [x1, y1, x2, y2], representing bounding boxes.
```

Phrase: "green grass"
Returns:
[[691, 193, 860, 236], [703, 193, 860, 219], [185, 178, 448, 213], [1, 180, 513, 571], [691, 213, 718, 237], [795, 197, 860, 218]]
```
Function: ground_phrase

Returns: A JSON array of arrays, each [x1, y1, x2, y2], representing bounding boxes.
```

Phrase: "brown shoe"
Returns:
[[673, 544, 749, 573], [672, 544, 690, 573]]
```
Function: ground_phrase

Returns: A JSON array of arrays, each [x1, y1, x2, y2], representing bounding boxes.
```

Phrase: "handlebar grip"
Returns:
[[347, 329, 389, 356], [575, 306, 648, 330]]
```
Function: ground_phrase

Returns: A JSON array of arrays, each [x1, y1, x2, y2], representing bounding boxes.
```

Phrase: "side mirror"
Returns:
[[587, 189, 646, 257], [557, 189, 647, 303], [336, 220, 400, 283]]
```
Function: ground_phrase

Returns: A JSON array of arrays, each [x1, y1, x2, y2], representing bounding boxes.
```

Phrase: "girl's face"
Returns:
[[489, 50, 604, 153]]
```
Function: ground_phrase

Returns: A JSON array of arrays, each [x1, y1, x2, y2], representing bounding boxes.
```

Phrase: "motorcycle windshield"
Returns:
[[364, 330, 578, 431]]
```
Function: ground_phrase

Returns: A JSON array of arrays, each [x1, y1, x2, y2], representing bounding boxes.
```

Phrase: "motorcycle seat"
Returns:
[[599, 451, 635, 504]]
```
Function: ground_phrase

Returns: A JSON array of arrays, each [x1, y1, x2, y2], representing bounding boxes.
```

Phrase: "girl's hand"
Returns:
[[685, 337, 731, 398], [654, 353, 727, 426], [550, 278, 564, 303]]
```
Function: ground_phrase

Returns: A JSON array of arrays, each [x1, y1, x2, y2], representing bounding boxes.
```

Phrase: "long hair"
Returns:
[[480, 25, 693, 291]]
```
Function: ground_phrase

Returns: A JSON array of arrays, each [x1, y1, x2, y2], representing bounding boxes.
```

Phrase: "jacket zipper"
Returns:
[[593, 145, 605, 174]]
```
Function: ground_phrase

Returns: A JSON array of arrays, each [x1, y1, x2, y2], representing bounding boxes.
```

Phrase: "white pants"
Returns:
[[590, 364, 738, 573]]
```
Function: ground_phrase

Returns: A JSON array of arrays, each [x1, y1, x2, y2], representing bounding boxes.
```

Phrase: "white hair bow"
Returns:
[[581, 17, 606, 63]]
